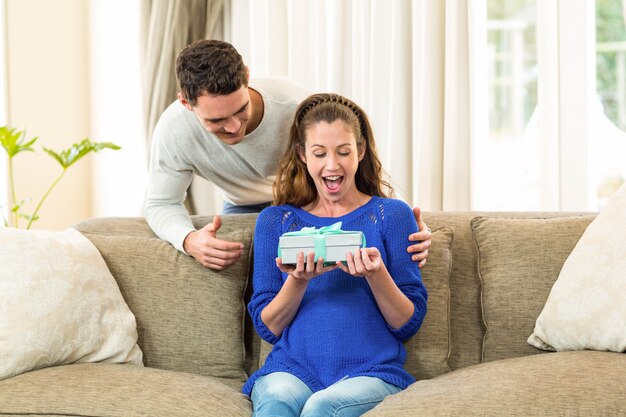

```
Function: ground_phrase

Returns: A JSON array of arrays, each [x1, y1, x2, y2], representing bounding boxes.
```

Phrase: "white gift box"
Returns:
[[278, 232, 365, 265]]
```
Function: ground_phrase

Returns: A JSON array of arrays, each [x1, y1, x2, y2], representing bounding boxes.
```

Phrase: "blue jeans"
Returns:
[[222, 201, 272, 214], [251, 372, 402, 417]]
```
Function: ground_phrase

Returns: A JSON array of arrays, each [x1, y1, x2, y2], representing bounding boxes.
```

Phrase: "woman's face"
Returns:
[[299, 119, 364, 204]]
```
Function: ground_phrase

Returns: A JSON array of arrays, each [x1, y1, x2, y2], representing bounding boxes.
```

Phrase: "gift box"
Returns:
[[278, 222, 366, 265]]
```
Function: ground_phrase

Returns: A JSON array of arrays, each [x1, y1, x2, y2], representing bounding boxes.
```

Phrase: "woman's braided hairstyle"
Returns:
[[273, 93, 393, 207]]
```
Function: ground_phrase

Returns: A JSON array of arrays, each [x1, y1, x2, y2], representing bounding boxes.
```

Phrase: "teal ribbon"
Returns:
[[278, 221, 366, 262]]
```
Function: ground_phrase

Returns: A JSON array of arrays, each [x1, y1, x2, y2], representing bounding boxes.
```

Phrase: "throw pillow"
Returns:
[[471, 215, 595, 363], [403, 225, 454, 380], [0, 228, 143, 381], [528, 184, 626, 352]]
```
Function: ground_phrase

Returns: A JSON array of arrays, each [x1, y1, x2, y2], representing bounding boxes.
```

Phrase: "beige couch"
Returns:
[[1, 212, 624, 416]]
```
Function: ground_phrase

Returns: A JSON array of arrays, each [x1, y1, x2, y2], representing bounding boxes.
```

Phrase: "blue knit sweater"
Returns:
[[242, 196, 428, 395]]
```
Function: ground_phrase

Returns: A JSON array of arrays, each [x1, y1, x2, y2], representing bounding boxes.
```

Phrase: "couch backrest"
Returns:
[[424, 212, 595, 372], [75, 211, 595, 385]]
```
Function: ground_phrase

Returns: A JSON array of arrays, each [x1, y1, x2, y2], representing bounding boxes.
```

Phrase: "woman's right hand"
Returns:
[[276, 252, 338, 281]]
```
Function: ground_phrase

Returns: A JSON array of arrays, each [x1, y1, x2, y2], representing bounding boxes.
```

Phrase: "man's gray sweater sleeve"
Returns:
[[144, 110, 197, 254]]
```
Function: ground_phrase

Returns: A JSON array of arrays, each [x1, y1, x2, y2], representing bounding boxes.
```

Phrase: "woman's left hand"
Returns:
[[337, 247, 383, 278]]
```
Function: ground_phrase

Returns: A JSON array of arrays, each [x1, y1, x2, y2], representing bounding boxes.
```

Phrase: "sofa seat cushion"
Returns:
[[0, 363, 252, 417], [364, 351, 626, 416]]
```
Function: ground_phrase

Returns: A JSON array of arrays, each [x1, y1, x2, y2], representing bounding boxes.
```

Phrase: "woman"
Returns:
[[243, 93, 428, 417]]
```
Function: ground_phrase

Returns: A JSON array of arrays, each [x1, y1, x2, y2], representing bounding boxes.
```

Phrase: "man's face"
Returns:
[[180, 85, 252, 145]]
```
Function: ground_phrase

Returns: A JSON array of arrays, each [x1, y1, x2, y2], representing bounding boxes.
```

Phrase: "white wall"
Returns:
[[0, 1, 7, 224], [5, 0, 90, 230], [2, 0, 146, 230]]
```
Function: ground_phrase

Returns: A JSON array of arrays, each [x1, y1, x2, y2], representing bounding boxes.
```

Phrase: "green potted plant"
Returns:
[[0, 126, 120, 229]]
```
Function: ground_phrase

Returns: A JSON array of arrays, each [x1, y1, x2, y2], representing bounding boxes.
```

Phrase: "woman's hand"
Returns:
[[277, 251, 338, 281], [337, 247, 383, 278]]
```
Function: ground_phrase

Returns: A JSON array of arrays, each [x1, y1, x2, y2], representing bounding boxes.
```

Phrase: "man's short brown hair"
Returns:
[[175, 40, 247, 106]]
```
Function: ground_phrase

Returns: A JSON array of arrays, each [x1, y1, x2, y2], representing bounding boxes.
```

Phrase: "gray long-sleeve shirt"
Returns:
[[144, 78, 311, 253]]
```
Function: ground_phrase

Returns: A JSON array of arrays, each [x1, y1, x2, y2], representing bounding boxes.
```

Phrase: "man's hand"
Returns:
[[408, 207, 432, 268], [183, 215, 244, 270]]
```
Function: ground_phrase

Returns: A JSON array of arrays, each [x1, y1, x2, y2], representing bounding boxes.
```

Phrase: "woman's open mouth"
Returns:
[[323, 175, 343, 193]]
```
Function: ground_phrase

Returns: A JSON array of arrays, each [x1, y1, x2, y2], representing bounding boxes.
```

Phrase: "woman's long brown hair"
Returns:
[[273, 93, 393, 207]]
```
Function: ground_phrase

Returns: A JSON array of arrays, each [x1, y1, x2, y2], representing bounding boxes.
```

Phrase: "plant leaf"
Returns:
[[42, 147, 64, 166], [10, 199, 29, 214], [0, 126, 38, 158], [43, 138, 121, 169]]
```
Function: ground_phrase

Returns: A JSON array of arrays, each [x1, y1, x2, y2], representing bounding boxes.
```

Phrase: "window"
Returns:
[[474, 0, 539, 211], [595, 0, 626, 209], [475, 0, 625, 212]]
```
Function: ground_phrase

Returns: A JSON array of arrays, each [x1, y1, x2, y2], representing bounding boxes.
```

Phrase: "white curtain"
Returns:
[[224, 0, 475, 211], [141, 0, 225, 214], [141, 0, 225, 148]]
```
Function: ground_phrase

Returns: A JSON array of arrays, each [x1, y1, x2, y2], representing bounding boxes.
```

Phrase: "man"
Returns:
[[145, 40, 431, 270]]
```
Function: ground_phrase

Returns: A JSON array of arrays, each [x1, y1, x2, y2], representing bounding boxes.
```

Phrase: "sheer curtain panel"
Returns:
[[225, 0, 476, 210], [141, 0, 225, 214], [141, 0, 225, 148]]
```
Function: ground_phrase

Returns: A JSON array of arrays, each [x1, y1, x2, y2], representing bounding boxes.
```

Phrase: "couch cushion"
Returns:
[[364, 351, 626, 417], [74, 215, 254, 388], [0, 363, 252, 417], [471, 215, 595, 363], [529, 184, 626, 352], [403, 225, 454, 380], [0, 228, 142, 381], [422, 212, 487, 372]]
